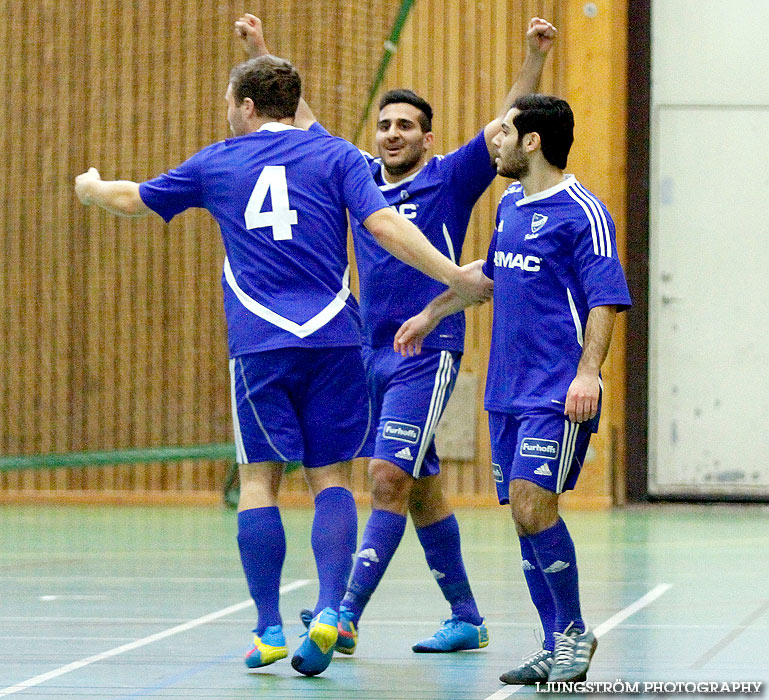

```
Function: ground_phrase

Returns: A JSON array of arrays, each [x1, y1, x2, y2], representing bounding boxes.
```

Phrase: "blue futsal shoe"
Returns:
[[300, 607, 358, 655], [244, 624, 288, 668], [412, 615, 489, 653], [299, 608, 314, 628], [334, 609, 358, 655], [291, 607, 338, 676]]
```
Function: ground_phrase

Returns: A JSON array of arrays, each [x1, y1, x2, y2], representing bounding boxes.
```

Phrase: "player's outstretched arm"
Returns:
[[235, 13, 317, 129], [394, 286, 485, 357], [75, 168, 152, 217], [483, 17, 557, 152], [363, 208, 493, 305], [564, 304, 617, 423]]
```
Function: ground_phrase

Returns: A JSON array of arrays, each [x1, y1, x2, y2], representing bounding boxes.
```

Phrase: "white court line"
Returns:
[[0, 579, 311, 698], [483, 583, 673, 700]]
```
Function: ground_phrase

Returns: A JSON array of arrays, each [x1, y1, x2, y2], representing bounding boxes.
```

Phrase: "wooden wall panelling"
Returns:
[[0, 0, 14, 489], [37, 0, 54, 483], [20, 1, 40, 491], [119, 0, 140, 492], [337, 0, 355, 139], [160, 0, 183, 495], [461, 0, 477, 502], [177, 0, 198, 494], [44, 0, 68, 491], [210, 0, 242, 495], [102, 0, 122, 493], [66, 0, 90, 491], [559, 0, 628, 508], [140, 0, 166, 493], [81, 0, 102, 491], [131, 0, 150, 493], [468, 1, 489, 501], [443, 0, 463, 499], [0, 0, 627, 504], [196, 10, 225, 495]]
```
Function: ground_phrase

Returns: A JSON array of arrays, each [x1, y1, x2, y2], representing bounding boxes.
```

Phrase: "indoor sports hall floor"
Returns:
[[1, 504, 767, 699]]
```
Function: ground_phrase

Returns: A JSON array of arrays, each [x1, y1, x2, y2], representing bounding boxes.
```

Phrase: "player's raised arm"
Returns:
[[483, 17, 557, 153], [74, 168, 152, 217], [235, 13, 317, 129], [362, 208, 493, 305], [393, 280, 489, 357]]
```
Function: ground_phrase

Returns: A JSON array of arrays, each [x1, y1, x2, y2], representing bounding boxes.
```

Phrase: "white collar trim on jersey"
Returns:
[[378, 160, 428, 191], [516, 174, 575, 206], [257, 122, 302, 133]]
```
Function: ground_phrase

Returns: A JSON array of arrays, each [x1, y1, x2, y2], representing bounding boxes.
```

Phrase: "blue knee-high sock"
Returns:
[[527, 518, 585, 635], [237, 506, 285, 636], [416, 514, 483, 625], [519, 535, 557, 651], [311, 487, 358, 615], [341, 509, 407, 625]]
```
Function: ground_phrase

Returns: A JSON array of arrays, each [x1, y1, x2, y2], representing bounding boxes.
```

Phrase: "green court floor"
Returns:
[[0, 504, 767, 699]]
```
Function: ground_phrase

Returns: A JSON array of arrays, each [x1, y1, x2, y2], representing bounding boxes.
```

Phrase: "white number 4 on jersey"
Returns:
[[244, 165, 298, 240]]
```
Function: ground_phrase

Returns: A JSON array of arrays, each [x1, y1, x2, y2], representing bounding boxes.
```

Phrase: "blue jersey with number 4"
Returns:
[[351, 130, 497, 351], [482, 176, 632, 413], [139, 122, 387, 356]]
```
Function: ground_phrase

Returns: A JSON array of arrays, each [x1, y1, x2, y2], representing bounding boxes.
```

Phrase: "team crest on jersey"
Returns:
[[520, 437, 560, 460], [531, 212, 548, 233], [491, 462, 504, 483], [383, 421, 421, 444]]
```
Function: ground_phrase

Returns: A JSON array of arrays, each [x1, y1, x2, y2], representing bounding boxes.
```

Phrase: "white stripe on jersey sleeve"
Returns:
[[574, 182, 612, 257], [567, 181, 610, 257], [224, 257, 351, 339], [566, 184, 602, 255], [566, 287, 584, 347], [442, 223, 457, 263]]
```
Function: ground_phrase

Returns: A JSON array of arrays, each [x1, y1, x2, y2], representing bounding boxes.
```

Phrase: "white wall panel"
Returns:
[[652, 0, 769, 105], [649, 106, 769, 495], [650, 0, 769, 497]]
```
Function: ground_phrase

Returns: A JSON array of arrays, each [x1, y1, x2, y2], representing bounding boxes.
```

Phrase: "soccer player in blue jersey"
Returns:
[[236, 13, 558, 655], [395, 94, 631, 683], [74, 55, 491, 678]]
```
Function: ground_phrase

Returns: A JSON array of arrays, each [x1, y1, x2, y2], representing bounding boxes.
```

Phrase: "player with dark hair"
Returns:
[[236, 13, 557, 656], [74, 54, 492, 678], [378, 88, 434, 133], [395, 94, 631, 684]]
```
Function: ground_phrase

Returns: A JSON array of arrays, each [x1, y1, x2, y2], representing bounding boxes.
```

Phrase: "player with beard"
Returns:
[[75, 54, 492, 678], [394, 94, 631, 683], [237, 14, 557, 656]]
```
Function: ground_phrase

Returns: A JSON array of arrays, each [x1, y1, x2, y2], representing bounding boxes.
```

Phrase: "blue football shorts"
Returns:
[[229, 347, 372, 468], [488, 409, 597, 503], [362, 345, 461, 478]]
